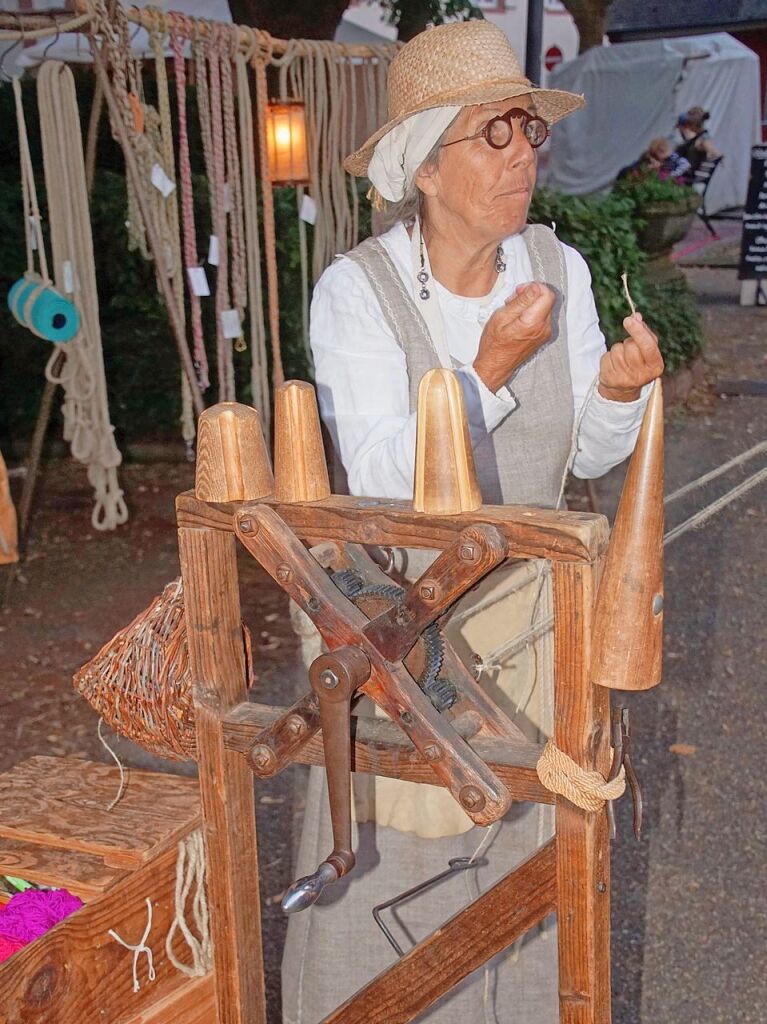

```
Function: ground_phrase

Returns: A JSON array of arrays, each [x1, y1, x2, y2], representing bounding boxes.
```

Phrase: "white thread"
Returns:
[[556, 373, 600, 510], [109, 898, 156, 993], [97, 717, 127, 811]]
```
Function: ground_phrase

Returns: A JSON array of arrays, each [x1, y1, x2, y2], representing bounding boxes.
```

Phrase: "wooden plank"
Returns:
[[322, 839, 558, 1024], [0, 836, 127, 900], [176, 491, 608, 563], [0, 758, 200, 869], [119, 973, 215, 1024], [0, 841, 195, 1023], [223, 702, 553, 805], [178, 526, 267, 1024], [552, 562, 612, 1024]]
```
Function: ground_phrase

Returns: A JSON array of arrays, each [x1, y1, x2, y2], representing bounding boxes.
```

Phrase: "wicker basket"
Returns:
[[74, 577, 254, 760]]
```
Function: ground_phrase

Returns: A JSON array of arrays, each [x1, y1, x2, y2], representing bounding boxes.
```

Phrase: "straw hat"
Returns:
[[345, 19, 584, 177]]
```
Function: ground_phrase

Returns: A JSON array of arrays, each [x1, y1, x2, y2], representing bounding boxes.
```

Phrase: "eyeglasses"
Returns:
[[441, 107, 550, 152]]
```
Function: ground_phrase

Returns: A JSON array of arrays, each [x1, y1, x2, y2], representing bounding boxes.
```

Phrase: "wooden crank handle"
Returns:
[[282, 647, 370, 915], [363, 524, 508, 663]]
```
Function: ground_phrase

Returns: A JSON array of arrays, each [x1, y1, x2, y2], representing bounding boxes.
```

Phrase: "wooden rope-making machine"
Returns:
[[75, 366, 664, 1023]]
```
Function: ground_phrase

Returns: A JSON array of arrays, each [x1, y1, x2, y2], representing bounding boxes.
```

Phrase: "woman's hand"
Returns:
[[473, 282, 555, 393], [598, 312, 664, 402]]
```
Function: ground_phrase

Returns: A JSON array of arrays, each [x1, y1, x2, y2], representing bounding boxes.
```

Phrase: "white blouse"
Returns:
[[311, 222, 650, 500]]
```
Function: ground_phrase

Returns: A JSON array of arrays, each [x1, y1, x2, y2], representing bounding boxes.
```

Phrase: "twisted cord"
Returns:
[[536, 740, 626, 812]]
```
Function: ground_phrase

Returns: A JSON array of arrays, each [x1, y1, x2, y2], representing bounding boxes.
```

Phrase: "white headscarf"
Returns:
[[367, 106, 461, 202]]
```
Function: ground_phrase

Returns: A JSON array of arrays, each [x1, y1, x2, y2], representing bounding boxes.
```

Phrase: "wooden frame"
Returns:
[[176, 488, 612, 1024]]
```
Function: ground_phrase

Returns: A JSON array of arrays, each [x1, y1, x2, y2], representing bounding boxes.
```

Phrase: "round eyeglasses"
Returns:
[[441, 107, 550, 152]]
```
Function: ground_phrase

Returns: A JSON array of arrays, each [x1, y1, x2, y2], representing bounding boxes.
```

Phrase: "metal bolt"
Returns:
[[320, 669, 340, 690], [250, 745, 276, 771], [276, 564, 292, 582], [307, 597, 321, 613], [400, 710, 414, 726], [652, 593, 664, 616], [459, 785, 486, 812], [285, 716, 306, 737], [423, 744, 442, 762], [239, 518, 253, 533], [597, 881, 607, 894], [395, 605, 415, 626], [459, 542, 478, 562], [419, 584, 436, 602]]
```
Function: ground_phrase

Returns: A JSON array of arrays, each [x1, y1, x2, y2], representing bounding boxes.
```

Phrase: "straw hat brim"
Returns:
[[344, 80, 584, 177]]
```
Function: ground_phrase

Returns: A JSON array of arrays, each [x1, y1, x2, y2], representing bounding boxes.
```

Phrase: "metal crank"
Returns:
[[234, 505, 517, 913]]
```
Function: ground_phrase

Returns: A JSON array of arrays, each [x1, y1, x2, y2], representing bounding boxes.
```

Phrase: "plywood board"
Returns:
[[0, 757, 200, 868]]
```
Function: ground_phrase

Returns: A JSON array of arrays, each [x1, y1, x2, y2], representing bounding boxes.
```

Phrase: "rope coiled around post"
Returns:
[[536, 740, 625, 812]]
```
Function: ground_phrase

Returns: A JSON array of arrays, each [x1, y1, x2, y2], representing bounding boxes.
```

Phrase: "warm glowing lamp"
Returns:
[[265, 101, 310, 185]]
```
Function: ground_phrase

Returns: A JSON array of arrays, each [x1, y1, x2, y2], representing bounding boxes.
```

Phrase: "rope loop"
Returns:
[[536, 740, 625, 812]]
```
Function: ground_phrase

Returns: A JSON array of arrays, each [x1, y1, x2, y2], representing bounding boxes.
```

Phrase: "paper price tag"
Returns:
[[187, 266, 210, 297], [207, 235, 220, 266], [223, 183, 232, 213], [151, 163, 176, 198], [62, 261, 75, 294], [29, 216, 38, 251], [299, 194, 317, 225], [221, 308, 242, 340]]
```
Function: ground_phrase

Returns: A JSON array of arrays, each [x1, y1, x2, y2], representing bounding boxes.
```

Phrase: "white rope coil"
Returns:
[[165, 829, 212, 978], [108, 897, 156, 993]]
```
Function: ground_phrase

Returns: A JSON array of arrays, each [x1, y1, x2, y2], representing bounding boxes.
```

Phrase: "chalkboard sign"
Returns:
[[738, 145, 767, 280]]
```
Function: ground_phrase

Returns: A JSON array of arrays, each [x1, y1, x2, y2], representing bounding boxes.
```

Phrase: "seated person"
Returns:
[[617, 137, 689, 183], [675, 106, 721, 181]]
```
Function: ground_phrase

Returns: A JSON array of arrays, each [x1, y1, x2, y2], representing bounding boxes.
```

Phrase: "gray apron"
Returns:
[[282, 225, 574, 1024]]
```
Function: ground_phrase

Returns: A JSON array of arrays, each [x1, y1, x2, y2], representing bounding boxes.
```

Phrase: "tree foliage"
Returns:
[[379, 0, 484, 41], [558, 0, 615, 53]]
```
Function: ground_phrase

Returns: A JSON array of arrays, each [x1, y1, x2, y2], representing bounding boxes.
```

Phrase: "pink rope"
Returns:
[[171, 23, 210, 390], [208, 25, 234, 401]]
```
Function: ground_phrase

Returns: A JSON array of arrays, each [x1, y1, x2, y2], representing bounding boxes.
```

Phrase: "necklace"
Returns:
[[409, 217, 507, 370]]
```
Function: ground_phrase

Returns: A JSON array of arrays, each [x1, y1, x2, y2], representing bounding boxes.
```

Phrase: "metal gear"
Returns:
[[331, 570, 456, 711]]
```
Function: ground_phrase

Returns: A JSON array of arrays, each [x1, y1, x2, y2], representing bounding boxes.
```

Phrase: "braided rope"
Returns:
[[536, 740, 625, 812]]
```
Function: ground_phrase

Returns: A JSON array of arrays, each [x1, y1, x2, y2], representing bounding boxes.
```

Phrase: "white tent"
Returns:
[[544, 33, 761, 213]]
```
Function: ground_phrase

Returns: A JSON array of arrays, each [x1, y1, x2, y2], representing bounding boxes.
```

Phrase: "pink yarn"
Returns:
[[0, 889, 83, 944], [0, 933, 25, 963]]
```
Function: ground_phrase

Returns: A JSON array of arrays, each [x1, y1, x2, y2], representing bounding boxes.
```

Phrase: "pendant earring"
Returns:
[[495, 246, 507, 274], [417, 232, 430, 300]]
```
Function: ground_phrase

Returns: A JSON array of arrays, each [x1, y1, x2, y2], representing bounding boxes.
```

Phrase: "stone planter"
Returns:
[[637, 194, 701, 283]]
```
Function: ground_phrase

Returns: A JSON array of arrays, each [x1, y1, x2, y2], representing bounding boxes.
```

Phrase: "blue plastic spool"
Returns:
[[7, 275, 80, 343]]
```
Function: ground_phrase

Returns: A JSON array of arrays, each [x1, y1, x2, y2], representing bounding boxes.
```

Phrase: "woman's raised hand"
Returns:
[[473, 282, 555, 393], [598, 313, 665, 403]]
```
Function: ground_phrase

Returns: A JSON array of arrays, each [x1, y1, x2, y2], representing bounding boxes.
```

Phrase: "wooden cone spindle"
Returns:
[[591, 379, 664, 690], [413, 369, 482, 515], [195, 402, 274, 502], [274, 381, 331, 503]]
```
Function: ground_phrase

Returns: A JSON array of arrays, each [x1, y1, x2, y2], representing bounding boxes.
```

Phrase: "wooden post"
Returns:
[[274, 380, 331, 503], [553, 560, 611, 1024], [413, 369, 482, 514], [195, 402, 274, 503], [178, 403, 272, 1024], [591, 380, 664, 691]]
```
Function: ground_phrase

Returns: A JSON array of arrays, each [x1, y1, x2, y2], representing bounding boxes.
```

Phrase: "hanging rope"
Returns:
[[34, 62, 128, 530], [171, 19, 210, 392], [235, 48, 271, 427], [165, 829, 213, 978]]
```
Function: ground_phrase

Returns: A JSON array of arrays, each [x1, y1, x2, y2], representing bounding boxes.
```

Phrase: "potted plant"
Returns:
[[613, 172, 700, 281]]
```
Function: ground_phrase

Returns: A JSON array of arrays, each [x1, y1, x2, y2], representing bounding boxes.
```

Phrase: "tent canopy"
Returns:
[[545, 33, 761, 212]]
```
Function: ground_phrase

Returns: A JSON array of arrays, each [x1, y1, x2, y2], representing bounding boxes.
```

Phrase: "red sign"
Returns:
[[544, 46, 564, 72]]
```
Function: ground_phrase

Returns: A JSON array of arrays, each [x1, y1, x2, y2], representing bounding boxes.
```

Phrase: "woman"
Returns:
[[675, 105, 721, 182], [282, 20, 664, 1024]]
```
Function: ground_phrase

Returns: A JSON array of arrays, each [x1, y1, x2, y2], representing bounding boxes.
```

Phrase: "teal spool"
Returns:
[[6, 275, 80, 343]]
